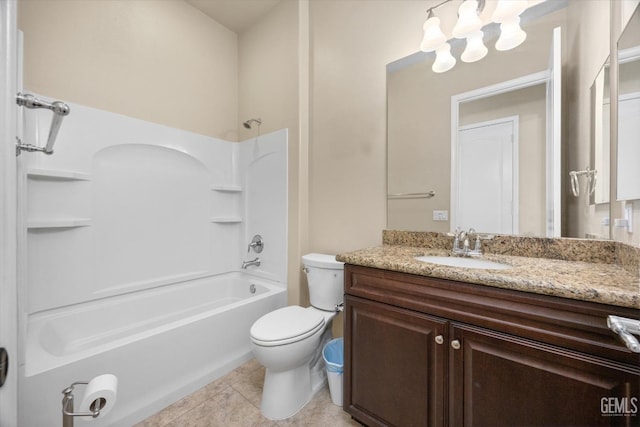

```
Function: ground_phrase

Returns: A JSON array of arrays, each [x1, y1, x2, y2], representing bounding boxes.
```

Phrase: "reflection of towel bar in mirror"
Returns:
[[387, 191, 436, 199]]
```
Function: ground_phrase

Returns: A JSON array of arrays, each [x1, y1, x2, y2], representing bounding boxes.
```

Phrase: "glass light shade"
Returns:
[[492, 0, 528, 23], [420, 16, 447, 52], [461, 31, 488, 62], [432, 43, 456, 73], [452, 0, 483, 39], [495, 17, 527, 51]]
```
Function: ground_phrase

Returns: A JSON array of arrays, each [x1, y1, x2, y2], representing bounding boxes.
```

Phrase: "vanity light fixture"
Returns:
[[452, 0, 483, 38], [461, 30, 488, 62], [433, 43, 457, 73], [495, 16, 527, 51], [420, 9, 447, 52], [492, 0, 528, 50], [420, 0, 528, 72]]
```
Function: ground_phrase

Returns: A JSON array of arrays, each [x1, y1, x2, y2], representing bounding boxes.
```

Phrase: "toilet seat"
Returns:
[[250, 306, 325, 347]]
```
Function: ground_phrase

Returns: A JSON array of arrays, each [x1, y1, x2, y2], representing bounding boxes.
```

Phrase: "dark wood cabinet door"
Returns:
[[449, 323, 640, 427], [345, 296, 447, 427]]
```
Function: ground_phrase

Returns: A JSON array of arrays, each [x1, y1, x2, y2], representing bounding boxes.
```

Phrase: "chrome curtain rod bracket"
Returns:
[[16, 92, 70, 156]]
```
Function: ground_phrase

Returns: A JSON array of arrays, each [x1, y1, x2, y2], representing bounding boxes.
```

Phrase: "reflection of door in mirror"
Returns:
[[454, 81, 548, 237], [455, 118, 517, 234]]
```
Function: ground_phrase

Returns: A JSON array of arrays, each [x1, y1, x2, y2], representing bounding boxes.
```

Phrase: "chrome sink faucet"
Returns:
[[242, 257, 261, 269], [452, 228, 482, 257]]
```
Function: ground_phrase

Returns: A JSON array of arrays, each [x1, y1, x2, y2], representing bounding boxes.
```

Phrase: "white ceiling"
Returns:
[[185, 0, 282, 34]]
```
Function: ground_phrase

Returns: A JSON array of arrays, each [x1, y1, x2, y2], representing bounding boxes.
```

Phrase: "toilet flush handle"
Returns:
[[302, 266, 309, 274]]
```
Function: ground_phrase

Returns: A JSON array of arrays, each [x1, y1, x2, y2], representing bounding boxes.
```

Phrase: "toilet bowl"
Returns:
[[250, 253, 344, 420]]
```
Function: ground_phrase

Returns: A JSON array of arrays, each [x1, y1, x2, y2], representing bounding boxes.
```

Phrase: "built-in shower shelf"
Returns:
[[27, 168, 91, 181], [210, 217, 242, 223], [27, 218, 92, 229], [210, 185, 242, 192]]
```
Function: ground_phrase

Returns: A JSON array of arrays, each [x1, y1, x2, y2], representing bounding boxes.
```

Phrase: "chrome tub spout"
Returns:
[[242, 257, 261, 269]]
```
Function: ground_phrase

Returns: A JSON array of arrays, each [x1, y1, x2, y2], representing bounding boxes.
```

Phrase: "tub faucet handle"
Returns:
[[247, 235, 264, 253]]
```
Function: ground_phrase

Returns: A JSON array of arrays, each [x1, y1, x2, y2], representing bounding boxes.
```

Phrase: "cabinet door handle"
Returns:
[[451, 339, 461, 350], [435, 335, 444, 345]]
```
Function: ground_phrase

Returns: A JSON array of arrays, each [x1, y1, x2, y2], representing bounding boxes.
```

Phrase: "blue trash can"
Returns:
[[322, 337, 344, 406]]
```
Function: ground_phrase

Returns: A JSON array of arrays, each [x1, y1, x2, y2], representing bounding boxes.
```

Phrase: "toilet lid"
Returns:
[[251, 306, 325, 345]]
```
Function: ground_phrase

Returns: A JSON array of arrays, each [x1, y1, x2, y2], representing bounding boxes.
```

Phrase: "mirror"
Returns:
[[616, 3, 640, 201], [387, 2, 566, 236], [590, 61, 610, 205]]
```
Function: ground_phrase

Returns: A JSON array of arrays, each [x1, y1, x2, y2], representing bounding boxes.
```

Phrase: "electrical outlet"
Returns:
[[433, 210, 448, 221], [614, 218, 628, 228]]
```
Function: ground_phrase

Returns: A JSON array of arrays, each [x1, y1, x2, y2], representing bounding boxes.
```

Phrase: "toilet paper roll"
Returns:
[[79, 374, 118, 419]]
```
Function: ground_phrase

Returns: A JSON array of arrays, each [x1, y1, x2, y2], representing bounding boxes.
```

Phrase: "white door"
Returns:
[[0, 1, 19, 426], [455, 118, 518, 234]]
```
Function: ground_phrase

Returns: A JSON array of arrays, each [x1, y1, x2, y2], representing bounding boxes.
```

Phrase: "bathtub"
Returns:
[[19, 272, 286, 426]]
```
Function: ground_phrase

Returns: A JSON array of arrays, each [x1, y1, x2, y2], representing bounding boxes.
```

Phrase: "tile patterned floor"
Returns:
[[134, 359, 362, 427]]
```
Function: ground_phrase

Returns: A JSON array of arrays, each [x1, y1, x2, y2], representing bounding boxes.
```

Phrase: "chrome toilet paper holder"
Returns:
[[61, 381, 105, 427]]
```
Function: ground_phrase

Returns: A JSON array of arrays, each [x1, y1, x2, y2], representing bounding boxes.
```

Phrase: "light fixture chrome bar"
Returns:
[[426, 0, 452, 15], [387, 191, 436, 199], [16, 93, 70, 156], [427, 0, 485, 16], [607, 315, 640, 353]]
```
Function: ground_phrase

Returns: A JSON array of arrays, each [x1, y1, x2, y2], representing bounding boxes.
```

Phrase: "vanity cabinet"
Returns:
[[347, 297, 446, 426], [343, 265, 640, 427]]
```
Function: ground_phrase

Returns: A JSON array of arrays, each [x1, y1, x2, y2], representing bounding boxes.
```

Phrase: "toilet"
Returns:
[[250, 253, 344, 420]]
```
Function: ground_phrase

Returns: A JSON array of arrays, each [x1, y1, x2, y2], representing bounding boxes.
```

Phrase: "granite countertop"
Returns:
[[336, 243, 640, 310]]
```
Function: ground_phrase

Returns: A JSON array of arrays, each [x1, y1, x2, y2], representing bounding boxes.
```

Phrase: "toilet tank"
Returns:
[[302, 253, 344, 311]]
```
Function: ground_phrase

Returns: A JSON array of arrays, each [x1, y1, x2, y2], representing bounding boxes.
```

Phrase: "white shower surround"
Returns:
[[17, 98, 288, 426]]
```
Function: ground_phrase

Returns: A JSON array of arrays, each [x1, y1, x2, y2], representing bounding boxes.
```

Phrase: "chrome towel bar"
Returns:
[[16, 92, 70, 156], [387, 191, 436, 200]]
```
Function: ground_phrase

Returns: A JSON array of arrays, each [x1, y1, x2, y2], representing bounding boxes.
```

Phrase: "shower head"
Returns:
[[243, 118, 262, 129]]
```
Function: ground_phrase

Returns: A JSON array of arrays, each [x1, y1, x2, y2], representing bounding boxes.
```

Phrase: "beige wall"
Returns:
[[565, 0, 640, 245], [308, 0, 426, 254], [306, 0, 438, 333], [19, 0, 310, 303], [237, 0, 305, 306], [18, 0, 637, 316], [565, 0, 611, 240], [18, 0, 239, 140]]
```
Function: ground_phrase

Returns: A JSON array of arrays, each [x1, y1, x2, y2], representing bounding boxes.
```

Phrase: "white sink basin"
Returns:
[[415, 256, 511, 270]]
